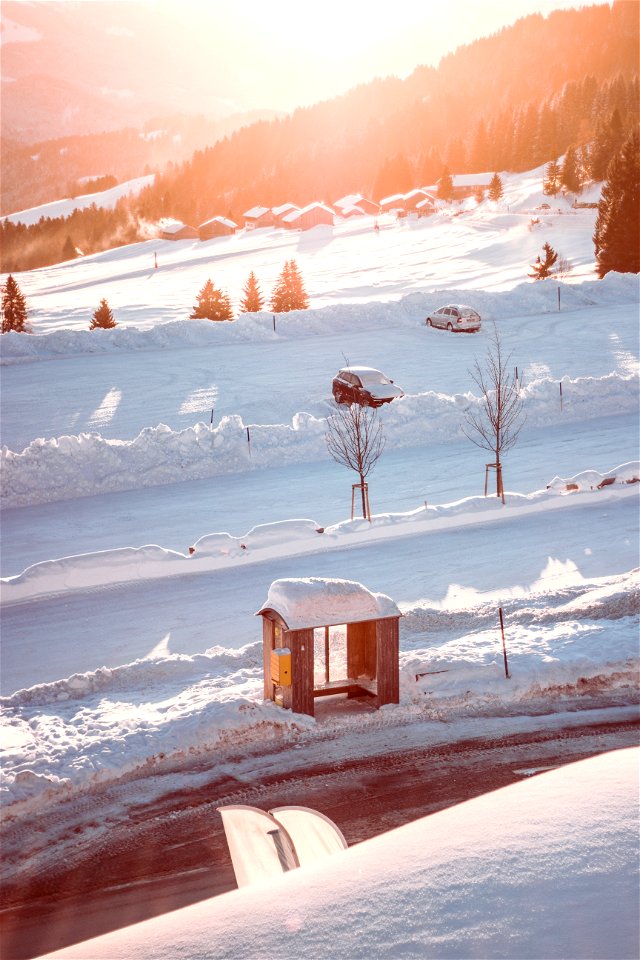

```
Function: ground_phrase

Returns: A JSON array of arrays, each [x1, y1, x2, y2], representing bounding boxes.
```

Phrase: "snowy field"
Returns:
[[1, 166, 639, 955]]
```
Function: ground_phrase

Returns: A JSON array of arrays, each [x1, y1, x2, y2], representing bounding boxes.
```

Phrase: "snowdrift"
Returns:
[[37, 748, 640, 960]]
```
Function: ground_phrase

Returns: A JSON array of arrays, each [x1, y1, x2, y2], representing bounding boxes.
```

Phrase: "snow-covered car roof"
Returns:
[[256, 577, 401, 630]]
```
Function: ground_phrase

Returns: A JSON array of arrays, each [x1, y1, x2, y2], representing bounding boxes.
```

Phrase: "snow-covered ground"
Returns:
[[0, 166, 638, 956], [38, 747, 640, 960]]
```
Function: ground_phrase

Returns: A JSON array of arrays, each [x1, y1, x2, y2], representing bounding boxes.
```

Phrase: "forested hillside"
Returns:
[[2, 1, 638, 274]]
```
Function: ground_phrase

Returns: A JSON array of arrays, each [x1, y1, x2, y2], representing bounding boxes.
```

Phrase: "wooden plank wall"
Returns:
[[376, 618, 400, 706], [347, 620, 377, 680], [290, 628, 315, 717]]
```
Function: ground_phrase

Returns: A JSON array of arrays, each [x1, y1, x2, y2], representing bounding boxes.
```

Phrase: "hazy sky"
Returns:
[[177, 0, 589, 113]]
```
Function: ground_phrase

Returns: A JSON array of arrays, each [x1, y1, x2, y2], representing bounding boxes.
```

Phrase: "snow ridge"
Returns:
[[2, 374, 637, 508]]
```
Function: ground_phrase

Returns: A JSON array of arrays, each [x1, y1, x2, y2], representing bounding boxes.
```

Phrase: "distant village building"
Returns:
[[159, 219, 198, 240], [272, 203, 300, 226], [451, 173, 494, 199], [378, 193, 406, 213], [283, 202, 334, 230], [416, 197, 436, 217], [334, 194, 380, 217], [243, 206, 274, 230], [198, 216, 237, 240], [404, 188, 436, 211]]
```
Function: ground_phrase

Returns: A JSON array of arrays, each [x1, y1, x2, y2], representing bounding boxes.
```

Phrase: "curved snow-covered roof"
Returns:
[[256, 577, 400, 630]]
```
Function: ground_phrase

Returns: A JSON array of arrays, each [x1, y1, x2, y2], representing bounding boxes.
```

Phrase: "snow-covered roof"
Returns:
[[198, 216, 237, 229], [452, 173, 494, 187], [334, 193, 363, 210], [339, 204, 365, 216], [404, 188, 431, 201], [159, 219, 187, 234], [379, 193, 405, 206], [416, 196, 435, 209], [272, 203, 298, 217], [243, 206, 271, 219], [282, 202, 334, 223], [256, 577, 401, 629]]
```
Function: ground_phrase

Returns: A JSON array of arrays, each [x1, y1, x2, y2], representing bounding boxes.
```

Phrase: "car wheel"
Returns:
[[426, 317, 432, 327], [447, 322, 453, 331], [334, 391, 345, 404]]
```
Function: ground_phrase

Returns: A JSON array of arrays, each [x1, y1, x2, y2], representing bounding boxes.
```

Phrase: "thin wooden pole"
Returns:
[[324, 626, 330, 683], [499, 607, 510, 678]]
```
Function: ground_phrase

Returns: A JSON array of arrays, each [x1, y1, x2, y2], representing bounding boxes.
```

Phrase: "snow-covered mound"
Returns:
[[2, 373, 637, 508], [37, 747, 640, 960]]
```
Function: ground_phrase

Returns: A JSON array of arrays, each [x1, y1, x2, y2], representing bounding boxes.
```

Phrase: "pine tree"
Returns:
[[61, 235, 78, 261], [437, 167, 454, 201], [529, 243, 558, 280], [560, 145, 582, 193], [189, 279, 233, 321], [240, 271, 265, 313], [593, 131, 640, 278], [543, 160, 562, 196], [90, 298, 117, 329], [1, 274, 29, 333], [270, 260, 309, 312], [488, 173, 503, 201]]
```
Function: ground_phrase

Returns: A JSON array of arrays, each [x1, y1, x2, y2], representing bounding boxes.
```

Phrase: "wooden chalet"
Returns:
[[283, 202, 335, 231], [272, 203, 300, 226], [333, 194, 380, 217], [451, 173, 494, 199], [258, 577, 401, 718], [416, 196, 436, 217], [159, 220, 198, 240], [378, 192, 406, 213], [243, 205, 274, 230], [198, 216, 237, 240], [404, 188, 436, 211]]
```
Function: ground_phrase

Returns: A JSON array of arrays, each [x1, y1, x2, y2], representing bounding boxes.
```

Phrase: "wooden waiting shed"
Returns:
[[257, 577, 401, 718]]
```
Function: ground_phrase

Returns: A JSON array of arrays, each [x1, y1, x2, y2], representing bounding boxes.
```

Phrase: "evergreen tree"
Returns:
[[560, 145, 582, 193], [189, 279, 233, 321], [90, 298, 117, 329], [61, 235, 78, 261], [270, 259, 309, 312], [593, 131, 640, 278], [529, 242, 558, 280], [240, 271, 265, 313], [543, 160, 562, 196], [1, 274, 29, 333], [488, 173, 503, 201], [437, 167, 454, 201]]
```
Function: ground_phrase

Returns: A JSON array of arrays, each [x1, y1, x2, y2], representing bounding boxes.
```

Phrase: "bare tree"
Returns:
[[462, 325, 525, 503], [326, 403, 385, 519]]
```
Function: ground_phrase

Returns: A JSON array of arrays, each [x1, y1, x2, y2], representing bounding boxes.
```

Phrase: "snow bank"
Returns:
[[2, 374, 637, 508], [1, 563, 637, 823], [1, 273, 637, 364], [2, 467, 637, 604], [38, 748, 640, 960]]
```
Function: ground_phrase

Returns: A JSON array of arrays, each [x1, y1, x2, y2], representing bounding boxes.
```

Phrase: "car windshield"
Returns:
[[358, 370, 390, 386]]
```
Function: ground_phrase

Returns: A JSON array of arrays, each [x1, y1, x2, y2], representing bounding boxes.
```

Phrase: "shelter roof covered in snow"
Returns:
[[256, 577, 401, 630]]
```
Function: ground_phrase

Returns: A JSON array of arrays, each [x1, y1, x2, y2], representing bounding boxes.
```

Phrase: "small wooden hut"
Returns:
[[282, 202, 334, 231], [198, 216, 237, 240], [257, 577, 401, 717], [159, 220, 198, 240]]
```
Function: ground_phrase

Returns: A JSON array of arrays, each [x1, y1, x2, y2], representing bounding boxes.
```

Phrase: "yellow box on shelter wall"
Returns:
[[271, 648, 291, 686]]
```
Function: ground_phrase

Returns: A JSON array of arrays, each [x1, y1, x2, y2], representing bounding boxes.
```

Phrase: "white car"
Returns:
[[426, 304, 481, 332], [332, 366, 404, 407]]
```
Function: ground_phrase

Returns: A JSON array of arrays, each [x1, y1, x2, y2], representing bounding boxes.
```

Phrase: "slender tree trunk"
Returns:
[[359, 471, 367, 519]]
